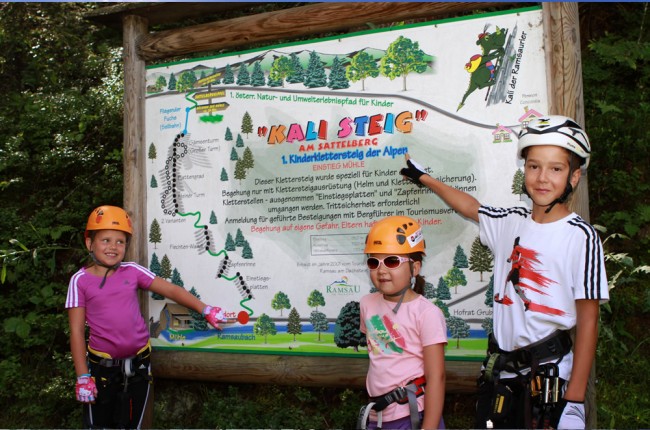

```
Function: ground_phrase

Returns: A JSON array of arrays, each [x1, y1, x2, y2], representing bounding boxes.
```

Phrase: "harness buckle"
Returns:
[[390, 386, 408, 404]]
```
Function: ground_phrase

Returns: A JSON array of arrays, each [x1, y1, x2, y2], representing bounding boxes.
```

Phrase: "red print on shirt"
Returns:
[[494, 237, 566, 316]]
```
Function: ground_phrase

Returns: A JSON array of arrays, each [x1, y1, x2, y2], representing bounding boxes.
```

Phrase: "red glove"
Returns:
[[203, 305, 226, 330], [75, 373, 97, 403]]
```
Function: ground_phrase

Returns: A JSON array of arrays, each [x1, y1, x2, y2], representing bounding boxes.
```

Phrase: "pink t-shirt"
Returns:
[[360, 292, 447, 422], [66, 262, 155, 358]]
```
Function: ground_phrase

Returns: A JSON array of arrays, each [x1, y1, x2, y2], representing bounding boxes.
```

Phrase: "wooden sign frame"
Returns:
[[88, 0, 588, 397]]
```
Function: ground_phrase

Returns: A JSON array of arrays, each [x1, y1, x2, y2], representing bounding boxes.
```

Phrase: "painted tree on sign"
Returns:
[[241, 113, 253, 137], [236, 63, 251, 86], [469, 236, 493, 282], [167, 72, 177, 90], [222, 64, 234, 84], [380, 36, 428, 91], [347, 50, 379, 91], [304, 51, 327, 88], [453, 244, 469, 268], [160, 254, 172, 279], [170, 268, 184, 288], [270, 55, 292, 87], [254, 313, 277, 343], [150, 253, 161, 276], [512, 168, 526, 200], [445, 266, 467, 294], [334, 301, 367, 351], [310, 310, 329, 341], [242, 146, 254, 169], [328, 56, 349, 90], [225, 233, 236, 251], [447, 316, 470, 349], [149, 218, 161, 249], [242, 240, 254, 259], [176, 71, 197, 92], [287, 307, 302, 341], [307, 289, 326, 310], [235, 228, 245, 247], [436, 276, 452, 301], [234, 159, 246, 181], [271, 291, 291, 316], [287, 52, 305, 84], [250, 61, 266, 87], [155, 75, 166, 92], [148, 142, 156, 163]]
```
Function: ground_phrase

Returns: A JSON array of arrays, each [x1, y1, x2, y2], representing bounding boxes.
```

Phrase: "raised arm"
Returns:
[[400, 154, 481, 222]]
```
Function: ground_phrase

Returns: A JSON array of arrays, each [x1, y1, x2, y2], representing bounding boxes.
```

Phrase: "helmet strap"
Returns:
[[544, 156, 577, 214], [384, 275, 417, 314], [543, 182, 573, 214], [89, 251, 121, 289]]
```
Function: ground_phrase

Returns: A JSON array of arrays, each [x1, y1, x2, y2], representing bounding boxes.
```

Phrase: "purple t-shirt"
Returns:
[[66, 262, 155, 358]]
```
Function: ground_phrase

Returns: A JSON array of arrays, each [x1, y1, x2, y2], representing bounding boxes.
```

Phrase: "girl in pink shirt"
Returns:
[[359, 216, 447, 430]]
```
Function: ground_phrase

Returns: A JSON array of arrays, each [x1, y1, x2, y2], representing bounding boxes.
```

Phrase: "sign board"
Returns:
[[145, 6, 548, 359]]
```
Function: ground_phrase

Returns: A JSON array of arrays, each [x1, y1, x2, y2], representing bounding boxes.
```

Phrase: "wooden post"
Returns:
[[122, 13, 148, 267], [122, 13, 152, 428], [543, 3, 597, 429]]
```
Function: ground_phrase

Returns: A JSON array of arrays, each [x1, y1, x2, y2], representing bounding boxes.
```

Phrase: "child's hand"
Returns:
[[203, 305, 226, 330], [550, 399, 585, 429], [75, 374, 97, 403], [400, 154, 428, 187]]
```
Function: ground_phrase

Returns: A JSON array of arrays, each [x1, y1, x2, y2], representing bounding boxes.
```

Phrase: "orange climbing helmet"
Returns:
[[85, 205, 133, 238], [364, 216, 426, 255]]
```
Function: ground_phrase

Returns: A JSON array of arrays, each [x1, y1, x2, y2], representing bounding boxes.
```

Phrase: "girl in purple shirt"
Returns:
[[66, 206, 226, 429]]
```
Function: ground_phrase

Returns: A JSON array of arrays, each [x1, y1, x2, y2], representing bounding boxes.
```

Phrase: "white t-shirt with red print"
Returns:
[[360, 293, 447, 422], [478, 206, 609, 379]]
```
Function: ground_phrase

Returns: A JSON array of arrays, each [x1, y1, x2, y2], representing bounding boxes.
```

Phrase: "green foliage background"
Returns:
[[0, 3, 648, 428]]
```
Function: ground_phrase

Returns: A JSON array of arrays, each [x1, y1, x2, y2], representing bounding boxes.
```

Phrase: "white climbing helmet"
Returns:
[[518, 115, 591, 168]]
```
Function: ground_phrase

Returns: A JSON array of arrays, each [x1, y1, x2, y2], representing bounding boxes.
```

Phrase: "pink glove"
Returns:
[[75, 374, 97, 403], [203, 305, 226, 330]]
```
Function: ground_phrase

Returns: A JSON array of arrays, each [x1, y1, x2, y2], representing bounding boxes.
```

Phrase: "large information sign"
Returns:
[[145, 6, 548, 358]]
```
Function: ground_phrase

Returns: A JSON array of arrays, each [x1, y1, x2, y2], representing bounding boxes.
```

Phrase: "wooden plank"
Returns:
[[137, 1, 514, 61], [85, 2, 262, 28], [150, 350, 481, 393]]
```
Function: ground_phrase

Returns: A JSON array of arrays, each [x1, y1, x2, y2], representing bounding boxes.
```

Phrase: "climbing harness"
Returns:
[[358, 376, 426, 430], [479, 330, 572, 428], [87, 343, 152, 428]]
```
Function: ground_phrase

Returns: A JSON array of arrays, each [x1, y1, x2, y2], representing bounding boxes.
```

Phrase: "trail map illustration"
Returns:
[[145, 6, 549, 358]]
